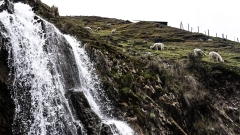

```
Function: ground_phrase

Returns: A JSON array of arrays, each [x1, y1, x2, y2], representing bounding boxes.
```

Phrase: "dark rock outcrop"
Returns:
[[0, 17, 14, 135], [0, 81, 14, 135], [69, 91, 112, 135], [0, 0, 14, 14], [45, 35, 81, 90]]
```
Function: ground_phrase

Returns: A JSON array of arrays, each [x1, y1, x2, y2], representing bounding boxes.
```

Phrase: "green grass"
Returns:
[[57, 16, 240, 74]]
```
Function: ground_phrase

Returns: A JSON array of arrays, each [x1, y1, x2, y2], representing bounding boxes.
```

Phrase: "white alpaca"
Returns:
[[150, 43, 164, 51], [193, 48, 207, 56], [95, 27, 101, 32], [111, 29, 116, 35], [85, 26, 93, 32], [106, 23, 111, 27], [207, 39, 213, 42], [209, 51, 224, 62]]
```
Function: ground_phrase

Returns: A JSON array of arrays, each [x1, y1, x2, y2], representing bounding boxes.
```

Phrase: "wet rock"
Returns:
[[44, 32, 81, 90], [69, 91, 100, 133], [0, 13, 14, 135], [100, 123, 113, 135], [0, 23, 11, 84], [69, 91, 113, 135], [0, 0, 14, 14], [0, 81, 14, 135]]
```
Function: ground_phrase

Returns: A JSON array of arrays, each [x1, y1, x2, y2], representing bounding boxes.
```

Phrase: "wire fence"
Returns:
[[180, 21, 239, 43]]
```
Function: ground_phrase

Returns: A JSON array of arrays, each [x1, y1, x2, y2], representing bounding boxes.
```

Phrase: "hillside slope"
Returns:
[[57, 16, 240, 135], [0, 0, 239, 134]]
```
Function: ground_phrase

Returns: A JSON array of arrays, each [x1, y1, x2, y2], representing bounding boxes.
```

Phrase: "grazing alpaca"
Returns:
[[106, 23, 111, 27], [111, 29, 116, 35], [193, 48, 207, 57], [85, 26, 93, 32], [209, 51, 224, 62], [150, 43, 164, 51], [95, 27, 101, 32]]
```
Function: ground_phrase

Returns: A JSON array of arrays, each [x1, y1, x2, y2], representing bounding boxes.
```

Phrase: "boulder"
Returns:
[[69, 91, 112, 134], [0, 0, 14, 14]]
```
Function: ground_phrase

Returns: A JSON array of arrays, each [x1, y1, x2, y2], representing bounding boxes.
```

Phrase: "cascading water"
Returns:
[[65, 35, 135, 135], [0, 2, 85, 135], [0, 1, 134, 135]]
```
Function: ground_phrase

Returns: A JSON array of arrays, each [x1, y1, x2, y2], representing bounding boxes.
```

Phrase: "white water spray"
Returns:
[[65, 35, 135, 135], [0, 1, 134, 135], [0, 2, 84, 135]]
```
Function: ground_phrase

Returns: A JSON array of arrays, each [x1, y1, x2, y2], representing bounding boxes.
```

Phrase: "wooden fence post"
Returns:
[[188, 23, 189, 31], [198, 26, 199, 33], [216, 33, 217, 37], [208, 29, 209, 36], [180, 21, 183, 30]]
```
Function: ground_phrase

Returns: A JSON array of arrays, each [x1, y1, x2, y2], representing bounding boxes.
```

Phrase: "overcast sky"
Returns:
[[41, 0, 240, 41]]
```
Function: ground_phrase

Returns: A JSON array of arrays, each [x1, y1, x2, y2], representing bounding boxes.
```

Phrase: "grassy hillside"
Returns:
[[33, 2, 240, 134], [54, 16, 240, 135], [0, 0, 238, 134], [60, 16, 240, 67]]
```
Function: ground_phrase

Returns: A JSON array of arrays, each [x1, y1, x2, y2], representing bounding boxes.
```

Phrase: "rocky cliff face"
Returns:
[[0, 1, 14, 134], [68, 16, 240, 135], [83, 42, 240, 135], [0, 0, 239, 135]]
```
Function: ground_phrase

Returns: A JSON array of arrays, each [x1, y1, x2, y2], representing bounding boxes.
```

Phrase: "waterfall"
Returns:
[[0, 1, 134, 135], [64, 35, 135, 135], [0, 2, 85, 135]]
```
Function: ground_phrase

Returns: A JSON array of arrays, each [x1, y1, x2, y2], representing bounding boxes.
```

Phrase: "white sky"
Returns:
[[41, 0, 240, 41]]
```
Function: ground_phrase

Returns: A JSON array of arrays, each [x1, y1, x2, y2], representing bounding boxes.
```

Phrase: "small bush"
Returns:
[[50, 5, 59, 18]]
